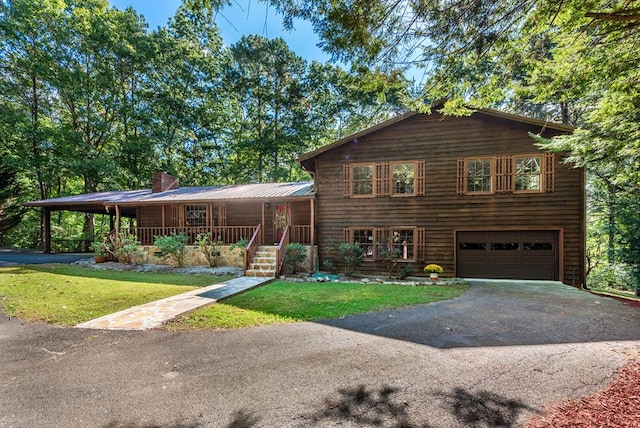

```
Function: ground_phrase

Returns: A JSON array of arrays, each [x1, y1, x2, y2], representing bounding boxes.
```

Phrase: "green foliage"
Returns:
[[90, 240, 110, 257], [378, 241, 401, 278], [114, 233, 143, 265], [588, 264, 639, 293], [154, 233, 189, 267], [284, 242, 307, 274], [0, 162, 25, 239], [230, 238, 249, 254], [196, 233, 222, 267], [337, 242, 364, 276]]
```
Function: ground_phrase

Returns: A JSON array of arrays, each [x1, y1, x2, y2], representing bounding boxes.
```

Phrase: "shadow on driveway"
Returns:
[[318, 279, 640, 349]]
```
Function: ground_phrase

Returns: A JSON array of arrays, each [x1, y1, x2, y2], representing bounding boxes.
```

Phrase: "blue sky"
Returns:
[[108, 0, 330, 63]]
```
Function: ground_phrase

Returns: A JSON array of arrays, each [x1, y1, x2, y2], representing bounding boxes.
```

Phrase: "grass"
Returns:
[[0, 265, 230, 326], [166, 280, 468, 330]]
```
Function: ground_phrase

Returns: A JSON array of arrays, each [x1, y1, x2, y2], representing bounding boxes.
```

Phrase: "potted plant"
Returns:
[[424, 264, 443, 281], [91, 240, 108, 263]]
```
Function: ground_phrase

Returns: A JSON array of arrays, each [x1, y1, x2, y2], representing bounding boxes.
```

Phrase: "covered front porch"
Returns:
[[25, 178, 316, 275]]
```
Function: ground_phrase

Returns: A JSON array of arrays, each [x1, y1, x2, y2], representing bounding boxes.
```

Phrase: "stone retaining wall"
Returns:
[[139, 245, 245, 268]]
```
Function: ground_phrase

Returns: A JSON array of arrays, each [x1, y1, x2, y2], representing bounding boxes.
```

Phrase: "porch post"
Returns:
[[310, 198, 316, 272], [109, 214, 115, 231], [115, 204, 121, 237], [261, 202, 266, 243], [310, 198, 315, 245], [43, 208, 51, 254]]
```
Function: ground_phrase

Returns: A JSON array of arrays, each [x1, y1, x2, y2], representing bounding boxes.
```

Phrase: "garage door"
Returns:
[[456, 230, 558, 280]]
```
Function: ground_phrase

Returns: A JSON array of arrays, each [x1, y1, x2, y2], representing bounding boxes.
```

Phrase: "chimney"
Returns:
[[152, 172, 179, 193]]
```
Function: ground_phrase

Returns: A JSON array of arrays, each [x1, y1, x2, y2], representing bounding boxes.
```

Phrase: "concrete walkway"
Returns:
[[76, 276, 272, 330]]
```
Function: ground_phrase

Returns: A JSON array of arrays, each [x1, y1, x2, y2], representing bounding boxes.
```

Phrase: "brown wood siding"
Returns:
[[312, 113, 584, 285], [138, 206, 164, 227]]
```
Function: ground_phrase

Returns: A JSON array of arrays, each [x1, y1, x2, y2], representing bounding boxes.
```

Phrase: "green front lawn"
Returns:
[[167, 280, 468, 330], [0, 266, 468, 330], [0, 265, 230, 326]]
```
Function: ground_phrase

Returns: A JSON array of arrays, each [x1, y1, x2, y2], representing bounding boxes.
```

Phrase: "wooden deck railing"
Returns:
[[275, 225, 291, 277], [244, 224, 262, 275], [293, 225, 312, 244], [132, 226, 258, 245]]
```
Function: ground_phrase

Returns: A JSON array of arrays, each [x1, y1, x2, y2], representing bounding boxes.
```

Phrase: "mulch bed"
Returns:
[[525, 360, 640, 427]]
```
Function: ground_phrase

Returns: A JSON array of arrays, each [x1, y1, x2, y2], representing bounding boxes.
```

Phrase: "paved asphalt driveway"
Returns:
[[1, 279, 639, 427], [0, 249, 88, 266]]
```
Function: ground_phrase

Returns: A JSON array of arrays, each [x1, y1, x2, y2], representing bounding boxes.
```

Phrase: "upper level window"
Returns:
[[465, 159, 492, 193], [352, 164, 374, 196], [457, 154, 554, 195], [392, 163, 416, 195], [344, 160, 425, 198], [515, 156, 541, 191]]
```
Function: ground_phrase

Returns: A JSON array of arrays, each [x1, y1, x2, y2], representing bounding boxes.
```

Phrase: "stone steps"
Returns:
[[246, 245, 277, 278]]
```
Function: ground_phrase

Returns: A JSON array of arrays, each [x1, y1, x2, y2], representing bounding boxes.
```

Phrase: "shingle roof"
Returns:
[[25, 181, 315, 210]]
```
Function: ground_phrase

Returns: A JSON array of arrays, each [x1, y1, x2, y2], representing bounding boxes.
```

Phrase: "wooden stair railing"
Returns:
[[244, 224, 262, 275], [275, 225, 290, 277]]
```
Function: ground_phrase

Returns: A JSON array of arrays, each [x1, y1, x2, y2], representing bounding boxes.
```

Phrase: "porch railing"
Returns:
[[293, 225, 312, 245], [243, 224, 263, 275], [275, 225, 291, 277], [131, 226, 259, 246]]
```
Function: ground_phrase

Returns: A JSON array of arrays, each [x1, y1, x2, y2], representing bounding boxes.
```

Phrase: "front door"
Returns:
[[275, 204, 291, 242]]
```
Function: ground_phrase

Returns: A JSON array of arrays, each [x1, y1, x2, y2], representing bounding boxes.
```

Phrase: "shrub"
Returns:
[[284, 243, 307, 274], [115, 233, 143, 265], [154, 232, 189, 267], [378, 242, 401, 278], [196, 233, 222, 268], [320, 238, 338, 274], [337, 242, 364, 276]]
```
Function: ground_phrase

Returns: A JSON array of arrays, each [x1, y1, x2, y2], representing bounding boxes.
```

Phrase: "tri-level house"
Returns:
[[298, 108, 585, 285], [26, 107, 585, 285]]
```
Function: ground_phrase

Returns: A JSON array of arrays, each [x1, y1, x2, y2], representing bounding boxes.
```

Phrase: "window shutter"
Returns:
[[375, 227, 389, 258], [376, 162, 390, 197], [343, 228, 351, 243], [456, 159, 465, 195], [544, 153, 555, 192], [417, 227, 426, 262], [416, 160, 426, 196], [495, 156, 513, 193], [343, 164, 351, 197]]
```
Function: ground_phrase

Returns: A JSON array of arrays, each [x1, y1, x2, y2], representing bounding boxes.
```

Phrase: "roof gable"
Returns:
[[298, 108, 574, 170]]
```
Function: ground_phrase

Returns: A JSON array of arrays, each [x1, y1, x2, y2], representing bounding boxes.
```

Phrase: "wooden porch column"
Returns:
[[115, 204, 121, 237], [109, 214, 115, 231], [261, 202, 266, 243], [43, 208, 51, 254], [310, 198, 316, 272], [310, 198, 315, 245]]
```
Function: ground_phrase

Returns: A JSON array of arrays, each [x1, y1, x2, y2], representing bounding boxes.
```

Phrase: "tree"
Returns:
[[226, 35, 312, 183], [147, 6, 231, 186]]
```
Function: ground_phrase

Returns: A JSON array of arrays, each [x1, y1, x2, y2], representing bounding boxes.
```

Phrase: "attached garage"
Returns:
[[456, 230, 559, 280]]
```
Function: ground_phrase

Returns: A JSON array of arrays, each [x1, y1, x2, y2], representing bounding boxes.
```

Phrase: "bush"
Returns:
[[588, 263, 639, 292], [154, 232, 189, 267], [337, 242, 364, 276], [284, 243, 307, 274], [114, 233, 142, 265], [196, 233, 222, 268]]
